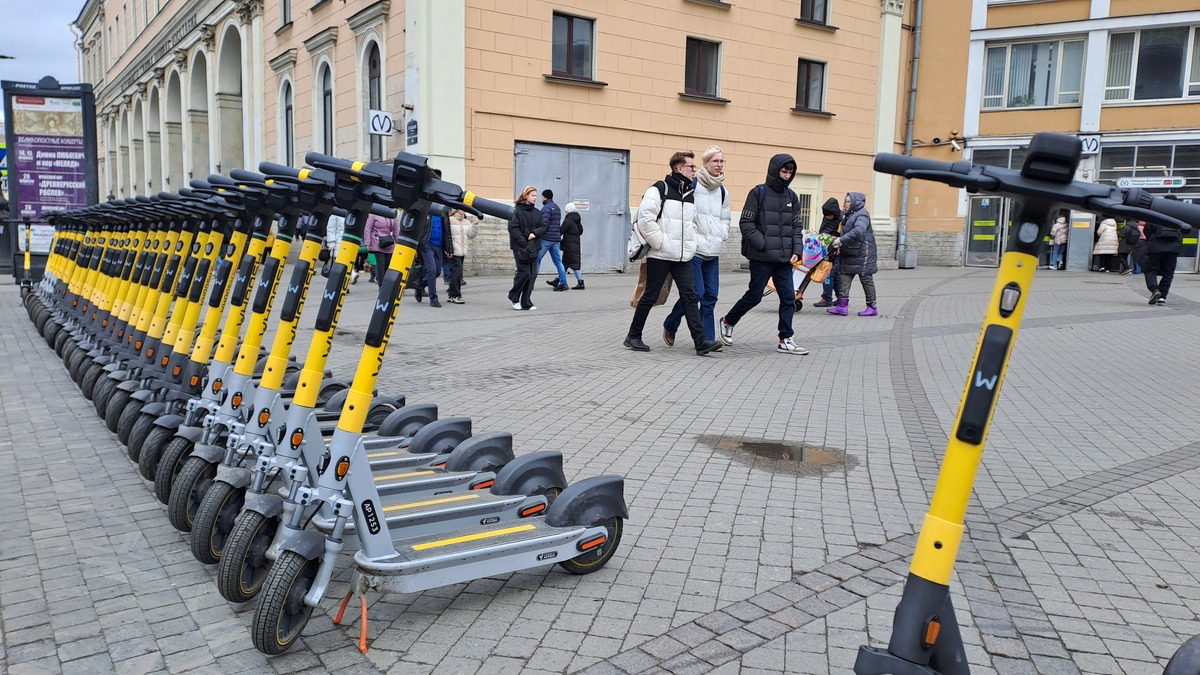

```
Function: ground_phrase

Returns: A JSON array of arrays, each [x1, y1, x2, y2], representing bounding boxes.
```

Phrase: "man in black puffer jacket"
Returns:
[[718, 154, 809, 355]]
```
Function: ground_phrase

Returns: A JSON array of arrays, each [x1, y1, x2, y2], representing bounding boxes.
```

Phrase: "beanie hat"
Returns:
[[564, 201, 577, 214]]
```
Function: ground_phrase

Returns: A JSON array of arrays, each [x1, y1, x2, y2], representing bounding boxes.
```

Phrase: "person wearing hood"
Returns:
[[508, 186, 546, 310], [827, 192, 879, 316], [623, 151, 722, 355], [814, 196, 844, 307], [1049, 216, 1068, 270], [663, 144, 730, 346], [1092, 217, 1118, 272], [560, 201, 585, 289], [717, 154, 809, 355]]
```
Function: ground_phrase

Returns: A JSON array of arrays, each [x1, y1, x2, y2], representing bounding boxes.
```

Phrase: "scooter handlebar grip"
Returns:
[[258, 161, 302, 178], [230, 168, 266, 183], [1142, 194, 1199, 234], [463, 193, 514, 221], [369, 203, 398, 218], [874, 153, 954, 177]]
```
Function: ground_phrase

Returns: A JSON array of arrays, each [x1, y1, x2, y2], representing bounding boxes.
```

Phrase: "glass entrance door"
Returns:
[[966, 196, 1009, 267]]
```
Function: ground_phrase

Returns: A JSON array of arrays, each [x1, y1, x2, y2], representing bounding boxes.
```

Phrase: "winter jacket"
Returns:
[[325, 214, 346, 248], [540, 199, 562, 242], [561, 209, 584, 270], [508, 202, 545, 263], [1118, 223, 1137, 254], [818, 197, 843, 237], [638, 172, 697, 262], [838, 192, 878, 276], [447, 212, 480, 258], [1050, 218, 1068, 245], [739, 154, 804, 264], [693, 181, 730, 259], [1144, 221, 1185, 254], [365, 214, 400, 253], [1092, 219, 1119, 256]]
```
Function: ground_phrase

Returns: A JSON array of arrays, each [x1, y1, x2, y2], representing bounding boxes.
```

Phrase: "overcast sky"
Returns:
[[0, 0, 84, 121]]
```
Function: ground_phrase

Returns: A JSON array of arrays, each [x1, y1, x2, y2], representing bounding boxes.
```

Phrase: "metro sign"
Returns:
[[1116, 176, 1186, 189]]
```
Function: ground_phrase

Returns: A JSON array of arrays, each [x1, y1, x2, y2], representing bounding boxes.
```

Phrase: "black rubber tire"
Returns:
[[44, 320, 62, 349], [80, 361, 105, 400], [54, 332, 72, 359], [795, 299, 804, 312], [93, 375, 119, 418], [126, 411, 157, 462], [218, 510, 279, 603], [365, 401, 399, 427], [557, 517, 624, 575], [33, 308, 51, 335], [154, 435, 195, 504], [191, 481, 246, 565], [104, 389, 134, 434], [65, 348, 87, 383], [317, 380, 347, 405], [116, 398, 144, 447], [138, 425, 175, 481], [167, 456, 217, 532], [252, 550, 319, 655]]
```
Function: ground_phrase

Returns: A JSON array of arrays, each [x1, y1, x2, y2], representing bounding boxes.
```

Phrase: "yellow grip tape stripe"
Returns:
[[464, 191, 476, 207], [298, 169, 311, 180], [374, 470, 436, 482], [412, 524, 537, 551], [384, 493, 479, 513]]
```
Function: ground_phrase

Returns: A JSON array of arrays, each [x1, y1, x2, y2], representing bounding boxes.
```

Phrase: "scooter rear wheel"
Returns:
[[80, 361, 105, 400], [191, 481, 246, 565], [139, 426, 175, 481], [168, 456, 217, 532], [104, 389, 134, 434], [154, 435, 195, 504], [116, 399, 143, 447], [557, 517, 623, 575], [93, 375, 119, 418], [127, 412, 158, 462], [218, 510, 279, 603], [252, 550, 319, 655]]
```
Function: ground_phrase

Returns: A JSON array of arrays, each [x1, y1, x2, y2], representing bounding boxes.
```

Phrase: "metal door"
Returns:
[[514, 142, 630, 272], [965, 196, 1008, 267]]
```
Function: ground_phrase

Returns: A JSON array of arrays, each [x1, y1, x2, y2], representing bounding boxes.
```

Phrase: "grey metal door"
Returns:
[[514, 142, 629, 273]]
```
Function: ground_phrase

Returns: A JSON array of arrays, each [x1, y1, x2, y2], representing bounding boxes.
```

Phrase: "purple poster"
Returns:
[[11, 96, 87, 252]]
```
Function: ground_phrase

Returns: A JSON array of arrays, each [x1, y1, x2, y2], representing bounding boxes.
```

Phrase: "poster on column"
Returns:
[[10, 95, 87, 252]]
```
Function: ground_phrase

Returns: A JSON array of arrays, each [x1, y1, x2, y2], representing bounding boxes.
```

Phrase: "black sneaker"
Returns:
[[624, 336, 650, 352], [1157, 298, 1166, 306], [545, 279, 558, 288], [554, 284, 569, 292], [695, 339, 722, 355], [430, 298, 442, 308], [813, 299, 834, 308], [1149, 291, 1162, 305]]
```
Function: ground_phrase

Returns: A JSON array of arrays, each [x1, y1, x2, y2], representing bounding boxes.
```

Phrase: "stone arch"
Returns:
[[188, 50, 211, 180], [106, 117, 119, 198], [359, 35, 385, 161], [165, 70, 185, 189], [314, 58, 335, 155], [117, 109, 130, 197], [279, 76, 295, 166], [147, 88, 164, 194], [131, 98, 146, 196], [215, 23, 244, 173]]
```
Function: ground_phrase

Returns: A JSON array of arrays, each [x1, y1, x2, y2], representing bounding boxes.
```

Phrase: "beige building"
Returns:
[[77, 0, 915, 274], [905, 0, 1200, 270]]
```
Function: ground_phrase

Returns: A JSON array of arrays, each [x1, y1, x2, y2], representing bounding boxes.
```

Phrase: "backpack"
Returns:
[[1123, 224, 1141, 246], [742, 184, 798, 256], [629, 180, 714, 262]]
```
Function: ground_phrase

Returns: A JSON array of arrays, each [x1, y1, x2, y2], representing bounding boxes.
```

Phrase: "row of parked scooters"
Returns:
[[22, 151, 628, 655]]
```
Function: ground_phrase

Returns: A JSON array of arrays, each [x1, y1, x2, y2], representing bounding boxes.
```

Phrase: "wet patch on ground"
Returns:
[[698, 435, 858, 477]]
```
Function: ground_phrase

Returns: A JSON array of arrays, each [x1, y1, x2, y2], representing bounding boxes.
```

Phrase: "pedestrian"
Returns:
[[717, 153, 809, 355], [826, 192, 879, 317], [446, 209, 480, 304], [663, 144, 729, 346], [813, 197, 844, 307], [366, 212, 401, 285], [1131, 220, 1147, 275], [415, 210, 446, 307], [1117, 220, 1140, 275], [1092, 217, 1118, 272], [1049, 215, 1068, 270], [325, 212, 360, 285], [1144, 218, 1184, 306], [537, 189, 570, 291], [508, 186, 544, 311], [624, 151, 722, 356], [561, 201, 585, 289]]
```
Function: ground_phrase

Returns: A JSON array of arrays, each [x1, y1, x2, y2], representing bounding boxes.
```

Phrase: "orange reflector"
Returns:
[[578, 535, 607, 552], [231, 393, 243, 408], [146, 347, 154, 358], [924, 619, 941, 646], [291, 430, 304, 446], [102, 320, 108, 328], [136, 341, 143, 350], [160, 356, 169, 366], [258, 410, 270, 425], [172, 366, 181, 377], [336, 458, 350, 479], [518, 504, 546, 518], [471, 480, 494, 490], [212, 380, 222, 392], [190, 375, 200, 387]]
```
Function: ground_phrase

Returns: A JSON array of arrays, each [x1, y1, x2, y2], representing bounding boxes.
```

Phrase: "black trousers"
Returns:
[[509, 257, 537, 308], [1144, 251, 1179, 298], [628, 258, 704, 346], [448, 256, 465, 297]]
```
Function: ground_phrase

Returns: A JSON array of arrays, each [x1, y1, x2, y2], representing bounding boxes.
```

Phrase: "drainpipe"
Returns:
[[896, 0, 924, 254]]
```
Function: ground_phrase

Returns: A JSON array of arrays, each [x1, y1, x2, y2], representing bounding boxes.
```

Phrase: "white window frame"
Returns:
[[981, 37, 1085, 110], [1105, 26, 1200, 103]]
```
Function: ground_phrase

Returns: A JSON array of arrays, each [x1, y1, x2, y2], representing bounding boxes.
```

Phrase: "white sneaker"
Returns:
[[528, 305, 537, 311], [512, 302, 522, 310], [351, 270, 360, 285], [778, 338, 809, 355], [719, 317, 734, 345]]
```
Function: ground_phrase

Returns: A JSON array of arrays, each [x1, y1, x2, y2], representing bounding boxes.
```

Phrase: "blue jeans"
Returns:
[[821, 256, 840, 301], [1050, 242, 1066, 269], [536, 240, 567, 286], [724, 260, 795, 340], [664, 257, 719, 340]]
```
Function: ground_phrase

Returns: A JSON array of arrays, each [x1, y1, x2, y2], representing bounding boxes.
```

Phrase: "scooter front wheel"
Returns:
[[252, 550, 320, 655], [191, 481, 246, 565], [154, 435, 195, 504], [557, 517, 624, 575], [218, 510, 279, 603], [138, 426, 175, 481], [167, 456, 217, 532], [127, 412, 158, 463]]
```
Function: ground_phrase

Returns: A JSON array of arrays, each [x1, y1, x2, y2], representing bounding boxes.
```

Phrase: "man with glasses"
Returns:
[[718, 153, 810, 355], [624, 151, 723, 356]]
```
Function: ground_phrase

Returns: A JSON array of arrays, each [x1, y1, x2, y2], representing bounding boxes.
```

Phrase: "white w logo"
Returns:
[[375, 300, 390, 313], [974, 371, 998, 391], [323, 289, 337, 301]]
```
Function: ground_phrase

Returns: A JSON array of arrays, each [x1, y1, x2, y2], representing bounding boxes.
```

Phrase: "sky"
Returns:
[[0, 0, 84, 121]]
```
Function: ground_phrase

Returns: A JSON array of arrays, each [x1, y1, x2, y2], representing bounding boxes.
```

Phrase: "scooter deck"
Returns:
[[318, 490, 544, 539], [370, 466, 490, 496]]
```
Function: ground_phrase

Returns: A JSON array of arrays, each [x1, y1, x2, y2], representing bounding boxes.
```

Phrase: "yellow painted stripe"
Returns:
[[298, 169, 311, 180], [464, 190, 476, 207], [367, 451, 401, 459], [412, 524, 537, 551], [374, 470, 436, 482], [972, 234, 996, 241], [383, 493, 480, 513]]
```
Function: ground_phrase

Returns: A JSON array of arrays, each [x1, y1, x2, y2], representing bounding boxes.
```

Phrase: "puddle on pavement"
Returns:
[[700, 435, 856, 477]]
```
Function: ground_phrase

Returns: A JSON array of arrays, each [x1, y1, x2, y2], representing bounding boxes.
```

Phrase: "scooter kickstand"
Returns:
[[331, 590, 371, 653], [333, 590, 353, 624]]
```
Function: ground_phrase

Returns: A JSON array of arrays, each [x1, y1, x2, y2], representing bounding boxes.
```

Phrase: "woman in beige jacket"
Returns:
[[446, 210, 480, 303], [1092, 217, 1119, 272]]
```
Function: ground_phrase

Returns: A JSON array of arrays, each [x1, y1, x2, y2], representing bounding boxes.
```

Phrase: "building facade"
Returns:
[[906, 0, 1200, 270], [78, 0, 913, 275]]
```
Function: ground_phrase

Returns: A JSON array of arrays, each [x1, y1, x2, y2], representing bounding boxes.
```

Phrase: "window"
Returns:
[[685, 37, 721, 97], [1106, 27, 1200, 102], [282, 82, 294, 166], [795, 59, 826, 111], [982, 38, 1084, 109], [799, 0, 829, 25], [367, 43, 383, 161], [320, 65, 333, 154], [551, 13, 594, 79], [281, 0, 291, 26]]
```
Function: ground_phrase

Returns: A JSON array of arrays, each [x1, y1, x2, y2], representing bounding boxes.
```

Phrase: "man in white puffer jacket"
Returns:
[[662, 145, 730, 348], [624, 151, 723, 356]]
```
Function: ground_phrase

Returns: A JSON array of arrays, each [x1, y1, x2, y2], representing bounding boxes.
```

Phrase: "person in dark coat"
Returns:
[[561, 201, 585, 289], [1144, 217, 1184, 306], [827, 191, 879, 316], [538, 189, 569, 291], [814, 196, 843, 307], [508, 186, 545, 310]]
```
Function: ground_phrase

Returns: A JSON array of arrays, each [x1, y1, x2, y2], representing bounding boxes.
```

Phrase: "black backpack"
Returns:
[[1124, 224, 1140, 247]]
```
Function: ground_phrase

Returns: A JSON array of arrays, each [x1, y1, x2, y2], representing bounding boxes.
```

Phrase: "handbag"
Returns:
[[808, 259, 833, 284], [630, 260, 673, 307], [627, 222, 650, 262], [318, 247, 331, 262], [377, 235, 395, 249], [320, 258, 332, 278]]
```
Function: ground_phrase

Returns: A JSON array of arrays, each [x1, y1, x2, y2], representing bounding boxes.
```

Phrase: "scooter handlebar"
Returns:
[[463, 194, 514, 222]]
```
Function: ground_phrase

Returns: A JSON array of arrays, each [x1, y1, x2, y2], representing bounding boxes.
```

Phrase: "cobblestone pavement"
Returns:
[[3, 265, 1200, 674]]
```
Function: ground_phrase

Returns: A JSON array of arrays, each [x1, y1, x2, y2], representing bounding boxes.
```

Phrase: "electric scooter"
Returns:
[[856, 132, 1199, 675]]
